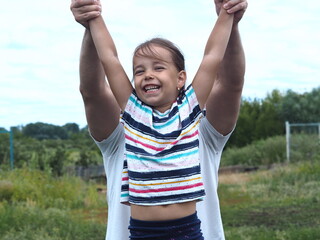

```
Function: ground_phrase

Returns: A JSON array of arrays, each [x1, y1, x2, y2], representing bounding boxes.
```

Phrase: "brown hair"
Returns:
[[133, 38, 185, 72]]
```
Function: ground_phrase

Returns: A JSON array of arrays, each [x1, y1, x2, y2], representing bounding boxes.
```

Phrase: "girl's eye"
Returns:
[[134, 70, 144, 75], [155, 66, 164, 71]]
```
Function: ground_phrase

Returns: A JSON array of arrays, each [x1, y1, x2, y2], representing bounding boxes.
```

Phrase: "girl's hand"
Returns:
[[70, 0, 102, 29], [214, 0, 248, 24]]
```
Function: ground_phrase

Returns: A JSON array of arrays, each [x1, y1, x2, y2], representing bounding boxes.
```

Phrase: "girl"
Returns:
[[87, 0, 234, 239]]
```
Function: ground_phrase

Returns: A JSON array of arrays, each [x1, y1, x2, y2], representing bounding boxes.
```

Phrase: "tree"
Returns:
[[255, 90, 284, 139], [228, 90, 285, 147], [22, 122, 68, 140], [63, 123, 80, 135], [280, 87, 320, 123], [228, 98, 261, 147]]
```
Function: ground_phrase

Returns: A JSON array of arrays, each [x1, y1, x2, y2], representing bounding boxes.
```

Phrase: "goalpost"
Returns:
[[285, 121, 320, 162], [0, 129, 14, 169]]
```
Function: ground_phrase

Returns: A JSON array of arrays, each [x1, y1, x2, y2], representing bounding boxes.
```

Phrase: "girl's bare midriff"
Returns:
[[131, 200, 196, 221]]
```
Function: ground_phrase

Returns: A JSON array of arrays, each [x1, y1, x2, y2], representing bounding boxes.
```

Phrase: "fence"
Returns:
[[0, 129, 14, 169], [65, 165, 105, 180], [285, 121, 320, 162]]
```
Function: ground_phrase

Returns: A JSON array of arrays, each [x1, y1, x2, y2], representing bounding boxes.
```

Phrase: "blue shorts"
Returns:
[[128, 211, 204, 240]]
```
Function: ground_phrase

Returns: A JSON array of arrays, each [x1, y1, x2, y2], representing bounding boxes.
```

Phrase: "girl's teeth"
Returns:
[[145, 86, 159, 92]]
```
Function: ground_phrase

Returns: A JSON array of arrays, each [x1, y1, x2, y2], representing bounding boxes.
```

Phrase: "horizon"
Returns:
[[2, 85, 319, 131]]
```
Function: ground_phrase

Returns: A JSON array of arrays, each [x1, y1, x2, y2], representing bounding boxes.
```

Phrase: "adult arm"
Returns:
[[71, 0, 120, 141], [192, 0, 234, 110], [205, 0, 247, 136]]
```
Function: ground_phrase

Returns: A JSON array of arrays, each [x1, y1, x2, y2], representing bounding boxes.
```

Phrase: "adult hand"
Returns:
[[215, 0, 248, 24], [70, 0, 101, 29]]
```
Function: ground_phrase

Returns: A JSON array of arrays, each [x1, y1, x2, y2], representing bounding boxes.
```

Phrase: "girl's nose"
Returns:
[[144, 71, 154, 80]]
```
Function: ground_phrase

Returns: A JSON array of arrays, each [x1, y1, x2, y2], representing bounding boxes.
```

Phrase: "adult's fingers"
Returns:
[[224, 0, 248, 14], [75, 4, 101, 15], [70, 0, 101, 28], [71, 0, 98, 9]]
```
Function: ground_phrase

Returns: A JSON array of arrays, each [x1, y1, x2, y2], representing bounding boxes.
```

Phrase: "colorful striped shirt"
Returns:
[[120, 85, 205, 205]]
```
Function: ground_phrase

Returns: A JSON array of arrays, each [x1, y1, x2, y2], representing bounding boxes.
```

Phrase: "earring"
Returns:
[[177, 87, 180, 91]]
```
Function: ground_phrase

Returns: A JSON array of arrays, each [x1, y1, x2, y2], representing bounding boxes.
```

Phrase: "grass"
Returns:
[[0, 203, 106, 240], [0, 168, 107, 240], [1, 160, 319, 239], [219, 161, 320, 240]]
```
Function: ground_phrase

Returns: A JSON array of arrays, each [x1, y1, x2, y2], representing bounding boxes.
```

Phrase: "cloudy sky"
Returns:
[[1, 0, 319, 130]]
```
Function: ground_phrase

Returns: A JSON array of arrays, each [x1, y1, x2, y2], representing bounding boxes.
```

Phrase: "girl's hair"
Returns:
[[133, 38, 185, 72]]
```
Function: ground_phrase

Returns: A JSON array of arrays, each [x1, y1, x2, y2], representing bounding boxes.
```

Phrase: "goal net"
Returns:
[[285, 122, 320, 162]]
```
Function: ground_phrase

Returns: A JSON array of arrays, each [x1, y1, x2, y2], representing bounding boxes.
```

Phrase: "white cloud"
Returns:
[[241, 0, 320, 98], [1, 0, 319, 129]]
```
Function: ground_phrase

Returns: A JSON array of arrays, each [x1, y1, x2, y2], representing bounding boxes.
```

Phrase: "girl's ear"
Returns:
[[177, 70, 187, 89]]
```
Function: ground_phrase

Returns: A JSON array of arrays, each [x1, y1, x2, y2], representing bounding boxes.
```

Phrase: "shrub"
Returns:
[[0, 181, 14, 201], [289, 134, 320, 163], [222, 135, 286, 166], [222, 133, 320, 168]]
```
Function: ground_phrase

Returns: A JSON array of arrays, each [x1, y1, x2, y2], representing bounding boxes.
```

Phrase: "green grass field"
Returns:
[[0, 169, 107, 240], [219, 161, 320, 239], [1, 161, 319, 239]]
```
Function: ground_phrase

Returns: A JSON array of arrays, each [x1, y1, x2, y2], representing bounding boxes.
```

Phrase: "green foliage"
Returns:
[[289, 134, 320, 162], [280, 87, 320, 123], [228, 89, 285, 147], [222, 135, 286, 166], [229, 99, 261, 147], [23, 122, 68, 140], [228, 87, 320, 148], [0, 181, 14, 202], [62, 123, 80, 135], [222, 132, 319, 167], [0, 125, 101, 175]]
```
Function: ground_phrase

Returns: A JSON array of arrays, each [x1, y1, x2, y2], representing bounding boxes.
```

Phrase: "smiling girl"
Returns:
[[87, 0, 234, 239]]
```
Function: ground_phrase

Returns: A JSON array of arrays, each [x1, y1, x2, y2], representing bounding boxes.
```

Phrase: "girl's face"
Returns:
[[133, 45, 186, 113]]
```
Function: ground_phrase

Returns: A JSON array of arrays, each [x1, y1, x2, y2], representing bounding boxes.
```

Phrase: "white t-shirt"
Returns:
[[93, 117, 232, 240]]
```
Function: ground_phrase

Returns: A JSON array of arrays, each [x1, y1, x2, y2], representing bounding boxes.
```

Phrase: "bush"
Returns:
[[222, 133, 320, 167], [0, 181, 14, 201], [222, 136, 286, 166], [289, 134, 320, 162]]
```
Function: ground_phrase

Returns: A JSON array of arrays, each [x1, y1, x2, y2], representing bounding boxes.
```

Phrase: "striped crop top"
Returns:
[[120, 85, 205, 205]]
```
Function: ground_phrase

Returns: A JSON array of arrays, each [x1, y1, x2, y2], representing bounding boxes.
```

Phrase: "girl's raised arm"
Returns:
[[192, 0, 234, 110], [89, 14, 133, 111]]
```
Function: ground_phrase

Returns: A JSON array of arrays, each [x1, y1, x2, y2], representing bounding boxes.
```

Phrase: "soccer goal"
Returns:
[[285, 121, 320, 162]]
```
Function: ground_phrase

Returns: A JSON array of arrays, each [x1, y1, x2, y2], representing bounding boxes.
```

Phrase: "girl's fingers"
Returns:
[[81, 11, 101, 21]]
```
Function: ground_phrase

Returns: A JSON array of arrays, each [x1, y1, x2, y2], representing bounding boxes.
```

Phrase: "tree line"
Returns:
[[228, 87, 320, 147], [0, 87, 319, 174], [0, 123, 101, 176]]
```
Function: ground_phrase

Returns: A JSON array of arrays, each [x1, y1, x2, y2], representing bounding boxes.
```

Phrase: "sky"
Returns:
[[1, 0, 319, 130]]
